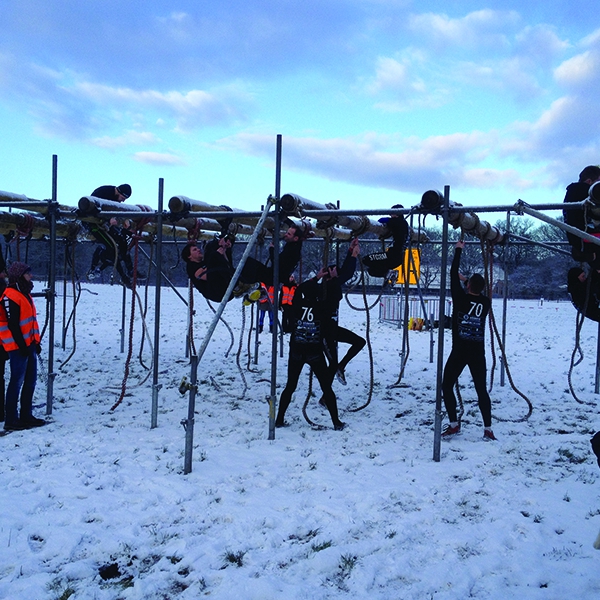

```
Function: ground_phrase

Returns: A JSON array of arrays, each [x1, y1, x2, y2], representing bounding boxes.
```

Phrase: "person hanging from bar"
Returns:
[[239, 219, 312, 288], [440, 240, 496, 442], [318, 238, 365, 387], [362, 205, 409, 278], [563, 165, 600, 267], [567, 267, 600, 322], [275, 276, 345, 431]]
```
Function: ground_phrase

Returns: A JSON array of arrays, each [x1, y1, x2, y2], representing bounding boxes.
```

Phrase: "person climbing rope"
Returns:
[[441, 240, 496, 441], [362, 205, 409, 278]]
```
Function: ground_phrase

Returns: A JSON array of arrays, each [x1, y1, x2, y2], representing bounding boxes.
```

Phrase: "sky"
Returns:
[[1, 1, 600, 216]]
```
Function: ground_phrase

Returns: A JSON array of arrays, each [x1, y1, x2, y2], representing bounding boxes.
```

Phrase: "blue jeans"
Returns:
[[4, 348, 37, 427]]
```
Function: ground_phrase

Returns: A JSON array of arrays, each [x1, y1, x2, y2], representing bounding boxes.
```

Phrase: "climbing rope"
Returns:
[[302, 369, 327, 429], [110, 234, 142, 412], [480, 238, 534, 422], [348, 258, 375, 412], [59, 242, 82, 370], [567, 269, 596, 405]]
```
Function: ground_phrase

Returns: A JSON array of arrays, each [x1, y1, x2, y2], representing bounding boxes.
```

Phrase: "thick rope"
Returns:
[[348, 258, 375, 412], [567, 270, 596, 405], [302, 369, 327, 429], [59, 242, 82, 370], [110, 236, 141, 411]]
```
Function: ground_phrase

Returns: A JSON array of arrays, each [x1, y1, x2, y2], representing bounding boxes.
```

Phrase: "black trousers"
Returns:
[[324, 326, 366, 378], [442, 343, 492, 427], [276, 347, 342, 427]]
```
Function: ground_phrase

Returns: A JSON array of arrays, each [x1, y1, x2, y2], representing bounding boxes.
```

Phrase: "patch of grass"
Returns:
[[311, 540, 333, 553], [57, 588, 76, 600], [222, 549, 246, 568]]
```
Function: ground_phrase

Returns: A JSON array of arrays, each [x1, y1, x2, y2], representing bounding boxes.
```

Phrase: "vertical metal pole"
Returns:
[[183, 354, 198, 474], [151, 179, 164, 428], [269, 135, 282, 441], [429, 311, 435, 363], [595, 322, 600, 394], [185, 282, 192, 359], [433, 185, 450, 462], [120, 285, 127, 353], [45, 155, 58, 415], [500, 211, 510, 386]]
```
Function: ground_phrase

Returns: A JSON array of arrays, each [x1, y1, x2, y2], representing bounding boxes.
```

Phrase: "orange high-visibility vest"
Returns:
[[0, 288, 41, 352], [258, 284, 275, 306], [281, 285, 296, 306]]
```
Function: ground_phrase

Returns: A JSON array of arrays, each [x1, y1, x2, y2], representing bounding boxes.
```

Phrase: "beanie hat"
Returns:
[[116, 184, 132, 199], [7, 262, 31, 283]]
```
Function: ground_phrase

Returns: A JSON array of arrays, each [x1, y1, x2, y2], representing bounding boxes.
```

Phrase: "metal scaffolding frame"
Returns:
[[3, 144, 600, 469]]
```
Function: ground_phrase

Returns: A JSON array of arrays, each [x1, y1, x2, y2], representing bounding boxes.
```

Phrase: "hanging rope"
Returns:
[[567, 270, 596, 405], [302, 369, 327, 429], [348, 257, 375, 412], [137, 238, 154, 370], [479, 237, 534, 422], [58, 242, 82, 370], [110, 233, 142, 412]]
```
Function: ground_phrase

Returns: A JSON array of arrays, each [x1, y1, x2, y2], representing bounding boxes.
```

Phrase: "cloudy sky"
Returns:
[[1, 0, 599, 214]]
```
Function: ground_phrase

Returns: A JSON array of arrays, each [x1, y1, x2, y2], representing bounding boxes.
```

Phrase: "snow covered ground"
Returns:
[[1, 284, 599, 600]]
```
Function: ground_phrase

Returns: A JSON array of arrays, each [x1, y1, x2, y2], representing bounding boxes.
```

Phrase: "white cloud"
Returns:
[[73, 82, 252, 131], [217, 131, 514, 193], [91, 131, 160, 149], [408, 9, 520, 50], [132, 152, 186, 166]]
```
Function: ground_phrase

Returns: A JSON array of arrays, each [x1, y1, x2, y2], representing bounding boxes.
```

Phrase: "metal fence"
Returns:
[[379, 295, 452, 325]]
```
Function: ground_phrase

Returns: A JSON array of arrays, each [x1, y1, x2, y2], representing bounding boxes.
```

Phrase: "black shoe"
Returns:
[[4, 422, 27, 432], [275, 420, 288, 428], [21, 417, 46, 428], [334, 421, 346, 431]]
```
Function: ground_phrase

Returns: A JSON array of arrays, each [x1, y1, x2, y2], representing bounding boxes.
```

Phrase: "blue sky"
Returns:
[[1, 0, 599, 216]]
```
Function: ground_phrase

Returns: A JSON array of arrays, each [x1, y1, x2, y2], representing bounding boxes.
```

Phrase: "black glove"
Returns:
[[36, 343, 42, 355]]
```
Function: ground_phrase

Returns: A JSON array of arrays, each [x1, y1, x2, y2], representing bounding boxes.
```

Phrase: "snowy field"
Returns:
[[1, 284, 600, 600]]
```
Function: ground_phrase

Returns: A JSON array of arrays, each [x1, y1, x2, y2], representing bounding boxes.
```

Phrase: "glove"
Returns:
[[36, 343, 42, 355]]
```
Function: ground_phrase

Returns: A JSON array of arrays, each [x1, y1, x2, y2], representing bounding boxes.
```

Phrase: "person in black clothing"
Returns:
[[275, 277, 345, 431], [563, 165, 600, 266], [441, 240, 495, 441], [91, 184, 132, 203], [318, 238, 365, 386], [567, 267, 600, 322], [239, 223, 307, 287], [362, 206, 409, 278], [85, 184, 136, 286], [182, 235, 237, 303]]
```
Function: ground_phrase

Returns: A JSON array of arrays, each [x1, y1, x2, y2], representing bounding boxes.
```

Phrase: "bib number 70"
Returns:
[[468, 301, 483, 317]]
